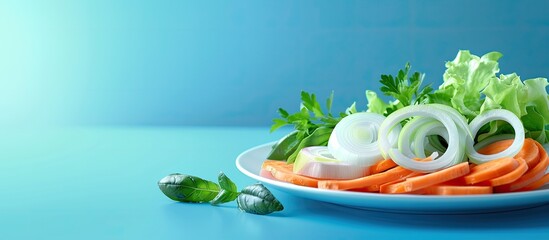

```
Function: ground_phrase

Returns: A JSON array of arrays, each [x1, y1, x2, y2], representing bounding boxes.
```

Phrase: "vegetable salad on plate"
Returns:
[[265, 50, 549, 195]]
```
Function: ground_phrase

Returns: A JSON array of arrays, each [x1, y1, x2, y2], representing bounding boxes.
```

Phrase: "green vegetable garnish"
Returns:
[[379, 63, 432, 112], [286, 126, 333, 163], [270, 91, 343, 135], [236, 183, 284, 215], [429, 50, 549, 143], [431, 50, 503, 120], [210, 172, 239, 205], [268, 91, 351, 163], [266, 131, 299, 160], [158, 173, 220, 203], [158, 172, 283, 215], [366, 63, 433, 116]]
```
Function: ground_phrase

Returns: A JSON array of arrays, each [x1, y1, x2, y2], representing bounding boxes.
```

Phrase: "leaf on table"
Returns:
[[237, 183, 284, 215], [210, 172, 239, 205], [158, 173, 220, 203]]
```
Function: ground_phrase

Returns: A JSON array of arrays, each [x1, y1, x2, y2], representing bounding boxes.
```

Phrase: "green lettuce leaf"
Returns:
[[431, 50, 502, 120], [478, 74, 549, 143], [430, 50, 549, 143], [365, 90, 389, 115], [480, 73, 526, 117], [523, 78, 549, 122]]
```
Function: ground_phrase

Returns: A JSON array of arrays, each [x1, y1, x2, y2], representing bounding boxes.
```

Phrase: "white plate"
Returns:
[[236, 142, 549, 214]]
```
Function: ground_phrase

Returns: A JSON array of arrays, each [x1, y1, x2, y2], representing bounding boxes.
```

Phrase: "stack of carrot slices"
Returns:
[[260, 138, 549, 195]]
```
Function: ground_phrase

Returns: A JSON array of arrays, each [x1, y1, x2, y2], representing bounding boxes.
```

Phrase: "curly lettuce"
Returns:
[[430, 50, 503, 120], [430, 50, 549, 143]]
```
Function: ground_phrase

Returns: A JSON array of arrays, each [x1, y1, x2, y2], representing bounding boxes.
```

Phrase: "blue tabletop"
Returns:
[[1, 127, 548, 239]]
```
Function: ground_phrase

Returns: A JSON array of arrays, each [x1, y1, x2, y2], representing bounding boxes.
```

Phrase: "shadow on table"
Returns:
[[285, 195, 549, 230]]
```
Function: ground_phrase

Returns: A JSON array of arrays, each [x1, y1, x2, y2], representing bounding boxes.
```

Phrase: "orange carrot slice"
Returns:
[[494, 142, 549, 192], [478, 138, 540, 169], [380, 162, 470, 194], [369, 159, 397, 174], [317, 166, 413, 191], [261, 160, 319, 187], [516, 173, 549, 191], [424, 185, 493, 195], [378, 172, 426, 194], [463, 157, 519, 185], [478, 139, 513, 155], [481, 158, 528, 186], [514, 138, 540, 169]]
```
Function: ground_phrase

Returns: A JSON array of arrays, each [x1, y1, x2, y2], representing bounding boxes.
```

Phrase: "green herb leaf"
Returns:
[[158, 173, 220, 203], [210, 189, 240, 205], [266, 131, 300, 160], [301, 91, 324, 118], [236, 183, 284, 215], [378, 62, 431, 111], [269, 119, 288, 133], [210, 172, 239, 205], [326, 90, 334, 116], [218, 172, 238, 192], [287, 127, 333, 163], [269, 91, 349, 162]]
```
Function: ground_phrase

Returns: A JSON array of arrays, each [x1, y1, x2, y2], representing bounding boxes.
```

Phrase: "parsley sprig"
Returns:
[[270, 91, 352, 138], [268, 91, 354, 162], [380, 63, 433, 115]]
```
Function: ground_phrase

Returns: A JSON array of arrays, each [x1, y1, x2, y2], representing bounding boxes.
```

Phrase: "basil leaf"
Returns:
[[210, 189, 240, 205], [158, 173, 220, 203], [210, 172, 239, 205], [218, 172, 237, 192], [237, 183, 284, 215]]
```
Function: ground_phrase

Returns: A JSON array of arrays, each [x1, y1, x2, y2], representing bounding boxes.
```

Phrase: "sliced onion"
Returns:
[[328, 112, 395, 167], [465, 109, 525, 164], [293, 146, 369, 179], [414, 123, 450, 158], [378, 104, 470, 172], [398, 117, 449, 159]]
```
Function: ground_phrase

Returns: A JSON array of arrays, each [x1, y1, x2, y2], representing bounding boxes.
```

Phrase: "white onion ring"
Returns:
[[465, 109, 525, 164], [293, 146, 369, 179], [378, 104, 470, 172], [328, 112, 396, 167]]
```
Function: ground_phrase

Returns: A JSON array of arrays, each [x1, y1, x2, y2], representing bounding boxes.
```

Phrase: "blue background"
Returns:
[[1, 0, 549, 127]]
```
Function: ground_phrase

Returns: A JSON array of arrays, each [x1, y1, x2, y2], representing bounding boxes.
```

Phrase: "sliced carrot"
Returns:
[[514, 138, 540, 169], [478, 138, 540, 169], [516, 173, 549, 191], [380, 162, 470, 194], [369, 159, 397, 174], [480, 158, 528, 186], [423, 185, 493, 195], [317, 166, 413, 191], [261, 160, 319, 187], [378, 172, 426, 194], [494, 142, 549, 192], [463, 157, 519, 185], [478, 139, 513, 155], [349, 184, 381, 193], [349, 173, 426, 193]]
